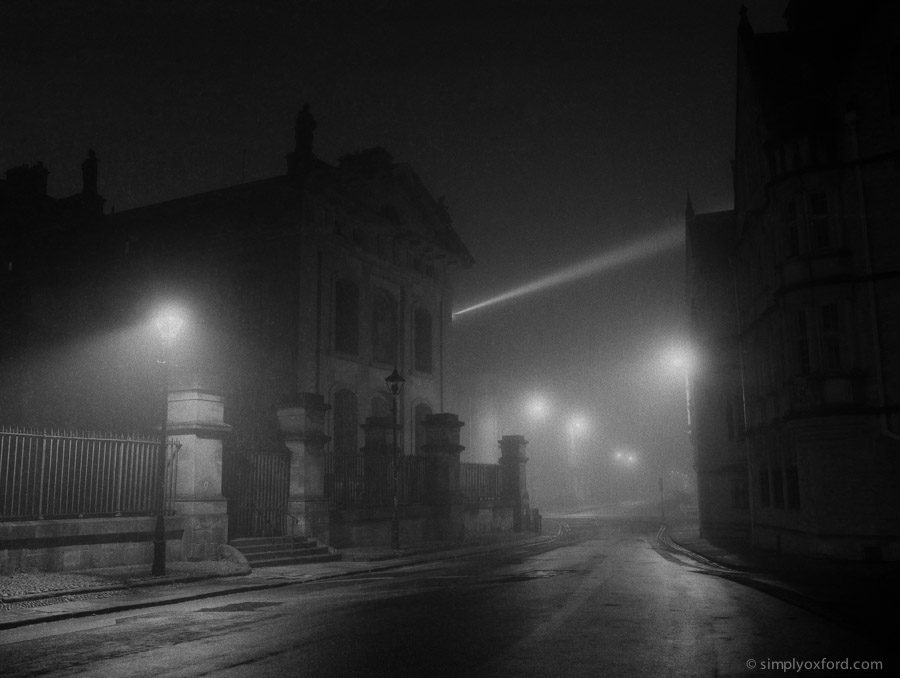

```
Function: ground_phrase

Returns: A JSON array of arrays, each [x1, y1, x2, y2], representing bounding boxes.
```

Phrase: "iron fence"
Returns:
[[0, 427, 179, 521], [325, 454, 425, 508], [460, 462, 501, 503]]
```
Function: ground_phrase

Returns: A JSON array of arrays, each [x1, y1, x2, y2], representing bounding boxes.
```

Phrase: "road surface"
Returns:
[[0, 522, 888, 676]]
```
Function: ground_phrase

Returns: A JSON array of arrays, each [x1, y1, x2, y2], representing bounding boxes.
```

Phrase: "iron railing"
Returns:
[[460, 462, 501, 503], [226, 452, 291, 538], [0, 427, 179, 521], [325, 454, 425, 508]]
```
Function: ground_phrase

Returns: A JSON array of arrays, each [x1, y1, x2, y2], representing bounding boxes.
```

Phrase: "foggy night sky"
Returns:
[[2, 1, 787, 482]]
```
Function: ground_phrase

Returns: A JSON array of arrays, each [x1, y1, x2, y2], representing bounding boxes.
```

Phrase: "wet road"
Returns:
[[0, 523, 888, 677]]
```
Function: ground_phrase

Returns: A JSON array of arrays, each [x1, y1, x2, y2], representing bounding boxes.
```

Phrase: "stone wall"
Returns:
[[0, 516, 184, 574]]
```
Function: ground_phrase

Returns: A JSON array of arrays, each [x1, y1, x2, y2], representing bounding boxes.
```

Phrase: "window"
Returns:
[[758, 467, 771, 508], [796, 310, 811, 375], [726, 399, 736, 441], [786, 199, 799, 257], [334, 279, 359, 355], [890, 45, 900, 115], [371, 289, 398, 364], [820, 303, 842, 370], [772, 465, 784, 509], [808, 192, 830, 251], [333, 389, 359, 456], [731, 477, 749, 509], [414, 307, 433, 373], [786, 463, 800, 509]]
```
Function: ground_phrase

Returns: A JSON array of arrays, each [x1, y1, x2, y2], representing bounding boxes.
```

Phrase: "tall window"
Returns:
[[414, 307, 433, 373], [372, 289, 398, 365], [796, 310, 811, 375], [726, 399, 736, 441], [786, 198, 800, 257], [731, 477, 749, 509], [786, 461, 800, 510], [334, 279, 359, 355], [820, 303, 842, 370], [759, 467, 771, 508], [333, 389, 359, 456], [771, 464, 784, 509], [808, 192, 830, 251]]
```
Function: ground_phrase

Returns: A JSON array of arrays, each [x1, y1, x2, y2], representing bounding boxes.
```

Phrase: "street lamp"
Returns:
[[524, 395, 550, 422], [151, 306, 186, 576], [385, 366, 405, 551]]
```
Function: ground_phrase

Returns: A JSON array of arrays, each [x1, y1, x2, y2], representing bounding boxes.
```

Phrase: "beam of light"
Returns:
[[452, 224, 683, 319]]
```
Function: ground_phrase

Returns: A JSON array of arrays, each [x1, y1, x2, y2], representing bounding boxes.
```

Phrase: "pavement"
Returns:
[[665, 522, 900, 641], [0, 532, 559, 631], [3, 521, 899, 638]]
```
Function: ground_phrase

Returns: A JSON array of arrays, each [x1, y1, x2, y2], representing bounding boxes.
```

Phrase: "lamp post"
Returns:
[[151, 307, 185, 576], [386, 367, 405, 551]]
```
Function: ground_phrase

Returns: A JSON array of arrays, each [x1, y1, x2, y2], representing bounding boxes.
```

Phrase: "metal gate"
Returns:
[[223, 435, 290, 539]]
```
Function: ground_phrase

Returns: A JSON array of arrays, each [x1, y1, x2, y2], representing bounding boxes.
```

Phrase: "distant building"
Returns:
[[687, 1, 900, 559]]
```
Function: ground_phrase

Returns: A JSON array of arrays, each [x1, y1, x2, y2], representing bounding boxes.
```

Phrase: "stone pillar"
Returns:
[[499, 435, 530, 533], [421, 413, 465, 539], [168, 386, 231, 560], [421, 413, 465, 502], [276, 393, 330, 541]]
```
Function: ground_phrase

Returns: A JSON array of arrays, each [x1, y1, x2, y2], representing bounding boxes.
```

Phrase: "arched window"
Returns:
[[414, 403, 433, 455], [333, 389, 359, 456], [414, 307, 433, 373], [372, 289, 398, 365], [334, 278, 359, 355]]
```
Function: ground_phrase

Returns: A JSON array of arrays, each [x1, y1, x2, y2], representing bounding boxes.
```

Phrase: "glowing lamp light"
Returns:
[[153, 307, 186, 345], [525, 395, 550, 421], [664, 344, 695, 374], [569, 415, 589, 435], [614, 449, 639, 466]]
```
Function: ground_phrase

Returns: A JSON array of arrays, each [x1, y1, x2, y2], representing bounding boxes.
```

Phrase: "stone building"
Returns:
[[0, 108, 526, 564], [688, 1, 900, 559]]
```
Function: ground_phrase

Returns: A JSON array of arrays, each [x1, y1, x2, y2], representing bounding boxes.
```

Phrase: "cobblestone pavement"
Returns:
[[0, 560, 249, 607]]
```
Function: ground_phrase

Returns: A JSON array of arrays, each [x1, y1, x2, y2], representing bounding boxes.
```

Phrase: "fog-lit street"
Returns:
[[1, 521, 883, 677]]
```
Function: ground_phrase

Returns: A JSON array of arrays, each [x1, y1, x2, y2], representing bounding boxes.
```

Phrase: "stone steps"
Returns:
[[229, 536, 341, 568]]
